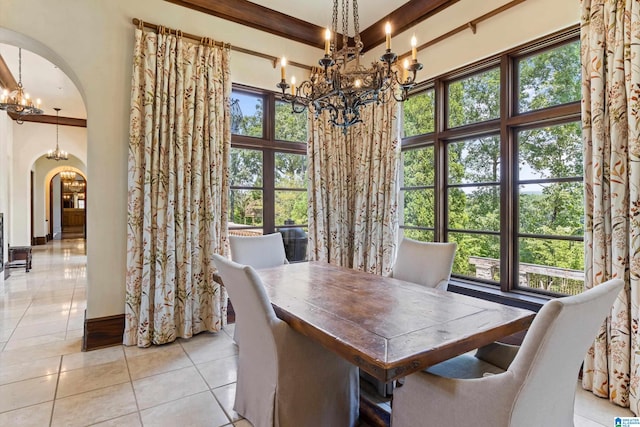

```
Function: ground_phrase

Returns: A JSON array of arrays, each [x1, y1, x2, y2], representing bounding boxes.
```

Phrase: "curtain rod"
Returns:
[[397, 0, 527, 61], [131, 18, 312, 71]]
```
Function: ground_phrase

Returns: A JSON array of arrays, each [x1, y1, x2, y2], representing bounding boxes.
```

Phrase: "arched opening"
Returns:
[[48, 167, 87, 240]]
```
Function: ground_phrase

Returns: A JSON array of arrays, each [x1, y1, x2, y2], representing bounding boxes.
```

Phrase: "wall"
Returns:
[[0, 113, 13, 272], [0, 0, 579, 321]]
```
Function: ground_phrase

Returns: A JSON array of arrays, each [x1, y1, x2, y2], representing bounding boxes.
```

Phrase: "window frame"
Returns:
[[230, 84, 307, 235], [400, 26, 581, 307]]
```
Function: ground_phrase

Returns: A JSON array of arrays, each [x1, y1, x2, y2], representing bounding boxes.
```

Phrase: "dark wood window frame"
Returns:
[[230, 84, 307, 235], [401, 26, 581, 311]]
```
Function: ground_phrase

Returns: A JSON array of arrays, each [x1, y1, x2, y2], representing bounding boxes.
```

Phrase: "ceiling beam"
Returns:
[[165, 0, 460, 53], [0, 54, 18, 90], [7, 112, 87, 127], [165, 0, 326, 49], [360, 0, 461, 53]]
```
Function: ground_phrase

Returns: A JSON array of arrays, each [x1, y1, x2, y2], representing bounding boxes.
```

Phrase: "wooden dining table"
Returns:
[[257, 261, 536, 383]]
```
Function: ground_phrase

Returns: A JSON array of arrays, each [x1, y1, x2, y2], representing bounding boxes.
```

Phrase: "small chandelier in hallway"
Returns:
[[46, 108, 68, 161], [0, 47, 44, 124]]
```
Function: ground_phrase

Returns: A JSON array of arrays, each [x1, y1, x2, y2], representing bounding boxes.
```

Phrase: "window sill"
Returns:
[[448, 279, 551, 312]]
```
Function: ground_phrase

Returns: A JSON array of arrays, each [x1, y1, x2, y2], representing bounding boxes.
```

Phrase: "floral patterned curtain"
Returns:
[[125, 27, 231, 347], [307, 100, 399, 274], [581, 0, 640, 413]]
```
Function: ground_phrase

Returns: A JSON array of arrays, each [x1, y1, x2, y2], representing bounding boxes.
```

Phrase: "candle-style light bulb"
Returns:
[[403, 59, 410, 82], [411, 35, 417, 60], [385, 22, 392, 50], [291, 76, 296, 95], [280, 57, 286, 81], [325, 28, 331, 55]]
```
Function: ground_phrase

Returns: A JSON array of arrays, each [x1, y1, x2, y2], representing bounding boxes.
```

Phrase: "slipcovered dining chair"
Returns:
[[228, 233, 289, 345], [229, 233, 288, 269], [391, 278, 624, 427], [390, 238, 457, 291], [212, 254, 360, 427]]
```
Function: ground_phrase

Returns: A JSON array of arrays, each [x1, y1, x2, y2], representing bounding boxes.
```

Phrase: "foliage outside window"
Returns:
[[402, 89, 435, 137], [447, 68, 500, 129], [230, 87, 309, 261], [400, 30, 581, 296], [231, 91, 264, 137], [275, 101, 308, 142]]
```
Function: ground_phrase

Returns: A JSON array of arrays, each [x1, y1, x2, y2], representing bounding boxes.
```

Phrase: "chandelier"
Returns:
[[0, 48, 43, 124], [46, 108, 68, 161], [60, 170, 76, 181], [277, 0, 422, 132]]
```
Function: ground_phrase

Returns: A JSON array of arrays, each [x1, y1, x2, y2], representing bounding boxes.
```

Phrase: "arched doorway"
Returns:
[[49, 168, 86, 240]]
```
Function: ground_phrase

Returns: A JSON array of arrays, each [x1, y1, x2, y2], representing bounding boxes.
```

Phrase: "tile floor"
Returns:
[[0, 238, 635, 426]]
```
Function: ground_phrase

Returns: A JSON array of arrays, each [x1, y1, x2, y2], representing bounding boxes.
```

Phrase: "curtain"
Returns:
[[307, 100, 399, 274], [581, 0, 640, 413], [125, 27, 231, 347]]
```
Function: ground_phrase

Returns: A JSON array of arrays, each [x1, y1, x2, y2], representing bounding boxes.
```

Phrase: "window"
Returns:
[[400, 28, 581, 297], [230, 86, 308, 261]]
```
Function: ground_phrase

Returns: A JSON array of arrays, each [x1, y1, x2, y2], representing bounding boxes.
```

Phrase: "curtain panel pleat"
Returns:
[[307, 100, 399, 274], [125, 28, 231, 347], [581, 0, 640, 413]]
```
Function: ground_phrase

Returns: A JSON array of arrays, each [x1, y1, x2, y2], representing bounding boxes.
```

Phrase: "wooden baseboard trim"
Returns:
[[33, 236, 46, 245], [83, 312, 125, 351]]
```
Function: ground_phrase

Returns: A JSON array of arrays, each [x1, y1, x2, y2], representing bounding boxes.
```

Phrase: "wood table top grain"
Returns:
[[257, 261, 535, 383]]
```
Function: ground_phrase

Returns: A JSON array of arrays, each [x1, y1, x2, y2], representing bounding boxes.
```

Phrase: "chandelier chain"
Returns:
[[341, 0, 348, 52], [353, 0, 361, 47]]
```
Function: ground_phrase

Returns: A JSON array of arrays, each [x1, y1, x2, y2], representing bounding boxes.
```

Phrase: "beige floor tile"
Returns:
[[4, 331, 68, 351], [574, 386, 634, 424], [18, 310, 71, 327], [133, 366, 208, 410], [0, 336, 82, 365], [0, 315, 21, 331], [51, 382, 138, 427], [197, 355, 238, 389], [0, 374, 57, 413], [0, 401, 53, 426], [233, 420, 253, 427], [57, 359, 130, 398], [179, 332, 238, 365], [12, 319, 69, 340], [92, 412, 142, 426], [0, 355, 61, 385], [127, 343, 193, 380], [213, 383, 242, 422], [61, 345, 125, 372], [574, 414, 606, 427], [140, 391, 230, 426]]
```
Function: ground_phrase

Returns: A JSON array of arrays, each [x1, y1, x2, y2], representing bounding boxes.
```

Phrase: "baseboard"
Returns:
[[82, 307, 236, 351], [83, 312, 125, 351], [33, 236, 46, 245]]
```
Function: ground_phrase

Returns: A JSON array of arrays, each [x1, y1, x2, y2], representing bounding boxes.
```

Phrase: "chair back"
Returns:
[[508, 278, 624, 426], [212, 254, 279, 365], [391, 238, 457, 290], [229, 233, 288, 269]]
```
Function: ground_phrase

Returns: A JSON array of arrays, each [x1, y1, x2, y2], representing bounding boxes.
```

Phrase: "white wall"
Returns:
[[0, 0, 579, 320], [0, 113, 13, 274]]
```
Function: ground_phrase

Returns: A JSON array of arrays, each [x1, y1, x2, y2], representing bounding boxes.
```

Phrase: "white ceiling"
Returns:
[[247, 0, 409, 29], [0, 43, 86, 119]]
